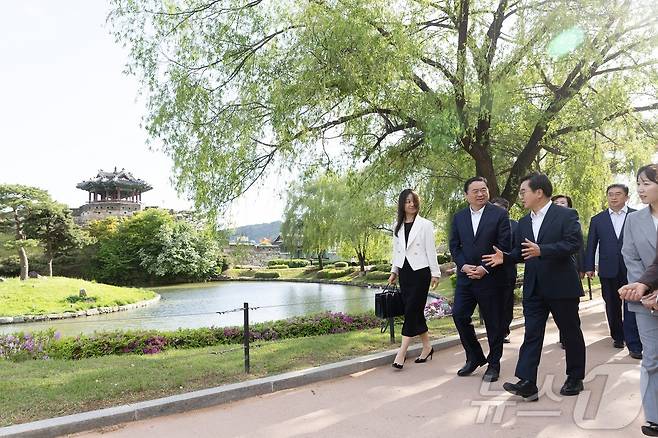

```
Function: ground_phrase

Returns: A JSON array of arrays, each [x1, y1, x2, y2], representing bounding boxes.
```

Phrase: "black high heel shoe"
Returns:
[[392, 362, 404, 369], [415, 347, 434, 363]]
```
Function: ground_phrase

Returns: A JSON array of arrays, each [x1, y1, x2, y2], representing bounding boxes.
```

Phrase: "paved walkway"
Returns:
[[76, 303, 646, 437]]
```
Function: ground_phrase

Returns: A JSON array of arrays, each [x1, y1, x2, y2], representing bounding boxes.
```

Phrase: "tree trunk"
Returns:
[[356, 251, 366, 273], [48, 258, 53, 277], [18, 246, 28, 281], [317, 252, 324, 270]]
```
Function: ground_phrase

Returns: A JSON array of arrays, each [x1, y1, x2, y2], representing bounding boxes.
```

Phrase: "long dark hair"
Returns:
[[394, 189, 420, 237]]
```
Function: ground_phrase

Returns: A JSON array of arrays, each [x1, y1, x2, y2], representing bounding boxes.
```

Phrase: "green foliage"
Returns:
[[23, 202, 88, 276], [254, 271, 280, 279], [87, 209, 220, 285], [267, 259, 288, 267], [287, 259, 309, 268], [365, 271, 391, 281], [370, 264, 392, 272], [42, 312, 382, 360], [0, 184, 52, 280], [316, 268, 354, 279], [333, 261, 348, 268], [437, 252, 452, 264], [267, 264, 289, 270], [109, 0, 658, 229]]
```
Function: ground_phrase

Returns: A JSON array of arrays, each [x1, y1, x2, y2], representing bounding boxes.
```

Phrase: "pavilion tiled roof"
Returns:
[[76, 167, 153, 193]]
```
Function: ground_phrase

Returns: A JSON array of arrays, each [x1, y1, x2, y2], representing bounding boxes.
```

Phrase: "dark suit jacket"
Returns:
[[449, 202, 511, 289], [639, 231, 658, 291], [506, 203, 584, 299], [584, 208, 635, 278]]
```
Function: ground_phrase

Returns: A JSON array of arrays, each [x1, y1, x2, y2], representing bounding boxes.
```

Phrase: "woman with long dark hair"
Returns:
[[620, 163, 658, 436], [388, 189, 440, 369]]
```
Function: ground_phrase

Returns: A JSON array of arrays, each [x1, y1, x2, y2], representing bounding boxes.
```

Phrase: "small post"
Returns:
[[587, 277, 593, 301], [243, 302, 250, 373], [388, 316, 395, 343]]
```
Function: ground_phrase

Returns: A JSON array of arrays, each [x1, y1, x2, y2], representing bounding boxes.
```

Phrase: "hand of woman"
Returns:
[[388, 273, 398, 285], [619, 282, 650, 301], [430, 277, 440, 289]]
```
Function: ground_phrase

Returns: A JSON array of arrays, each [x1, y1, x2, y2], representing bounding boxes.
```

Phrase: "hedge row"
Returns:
[[266, 259, 310, 268], [255, 271, 280, 279], [316, 268, 354, 279], [0, 312, 383, 361]]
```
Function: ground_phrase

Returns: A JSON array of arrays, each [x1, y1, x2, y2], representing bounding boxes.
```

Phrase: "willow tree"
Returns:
[[110, 0, 658, 215]]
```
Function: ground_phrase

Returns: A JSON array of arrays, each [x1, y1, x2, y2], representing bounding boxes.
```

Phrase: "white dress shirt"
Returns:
[[609, 206, 628, 238], [530, 201, 552, 241], [470, 206, 483, 236], [653, 215, 658, 231]]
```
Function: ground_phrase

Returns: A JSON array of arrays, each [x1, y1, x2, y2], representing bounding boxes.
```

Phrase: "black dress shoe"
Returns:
[[630, 351, 643, 360], [559, 342, 565, 350], [457, 357, 487, 376], [642, 421, 658, 436], [482, 366, 499, 382], [392, 362, 403, 370], [559, 377, 584, 396], [503, 337, 511, 344], [613, 340, 625, 349], [503, 379, 539, 401]]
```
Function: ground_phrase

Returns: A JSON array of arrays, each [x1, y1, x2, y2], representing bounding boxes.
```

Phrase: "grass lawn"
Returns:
[[0, 316, 460, 427], [0, 277, 157, 317]]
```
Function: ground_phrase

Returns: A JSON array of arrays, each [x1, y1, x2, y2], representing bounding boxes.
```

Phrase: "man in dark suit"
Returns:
[[483, 172, 586, 401], [449, 177, 511, 383], [491, 197, 518, 344], [585, 184, 641, 358]]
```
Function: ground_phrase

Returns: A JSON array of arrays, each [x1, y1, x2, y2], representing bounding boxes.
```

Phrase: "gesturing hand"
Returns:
[[521, 239, 541, 260], [482, 246, 503, 267]]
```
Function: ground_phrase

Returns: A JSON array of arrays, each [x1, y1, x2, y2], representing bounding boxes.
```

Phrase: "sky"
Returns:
[[0, 2, 286, 228]]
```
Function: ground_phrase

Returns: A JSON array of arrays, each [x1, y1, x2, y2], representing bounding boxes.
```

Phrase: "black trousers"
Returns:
[[399, 260, 431, 337], [502, 278, 516, 337], [515, 296, 586, 383], [452, 283, 505, 368]]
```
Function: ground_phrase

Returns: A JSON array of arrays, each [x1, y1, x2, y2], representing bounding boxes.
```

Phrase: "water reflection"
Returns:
[[0, 281, 385, 336]]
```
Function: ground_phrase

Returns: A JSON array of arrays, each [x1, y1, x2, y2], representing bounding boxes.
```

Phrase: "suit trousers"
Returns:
[[452, 283, 505, 368], [600, 275, 642, 352], [515, 296, 586, 383], [636, 311, 658, 424], [502, 278, 516, 337]]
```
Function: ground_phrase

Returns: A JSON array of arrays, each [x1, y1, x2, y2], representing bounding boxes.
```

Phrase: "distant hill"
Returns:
[[230, 221, 282, 243]]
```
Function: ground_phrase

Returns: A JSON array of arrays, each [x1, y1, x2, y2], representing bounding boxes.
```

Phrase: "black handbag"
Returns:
[[375, 284, 405, 319]]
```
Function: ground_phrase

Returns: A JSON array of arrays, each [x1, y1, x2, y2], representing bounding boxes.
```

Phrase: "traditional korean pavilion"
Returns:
[[74, 168, 153, 223]]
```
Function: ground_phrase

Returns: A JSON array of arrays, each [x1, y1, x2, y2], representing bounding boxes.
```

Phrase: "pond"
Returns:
[[0, 281, 396, 336]]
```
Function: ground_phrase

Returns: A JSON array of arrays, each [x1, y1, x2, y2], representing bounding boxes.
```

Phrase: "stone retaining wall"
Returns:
[[0, 294, 161, 325]]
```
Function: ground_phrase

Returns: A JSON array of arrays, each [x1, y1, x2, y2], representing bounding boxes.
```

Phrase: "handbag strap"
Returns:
[[381, 283, 400, 294]]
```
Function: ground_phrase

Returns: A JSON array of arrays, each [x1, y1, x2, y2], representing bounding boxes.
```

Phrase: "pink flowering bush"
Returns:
[[0, 330, 60, 362], [424, 296, 453, 319]]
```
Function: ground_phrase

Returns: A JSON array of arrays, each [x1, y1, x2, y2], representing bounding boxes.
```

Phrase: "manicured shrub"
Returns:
[[365, 271, 390, 280], [238, 269, 256, 277], [41, 312, 383, 360], [334, 261, 348, 268], [287, 259, 310, 268], [316, 268, 353, 279], [267, 264, 289, 269], [254, 271, 280, 279], [437, 252, 453, 264], [370, 264, 392, 272], [267, 259, 287, 267], [303, 266, 321, 274]]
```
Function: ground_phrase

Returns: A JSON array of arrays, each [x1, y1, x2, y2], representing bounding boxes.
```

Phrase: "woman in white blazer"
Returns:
[[620, 163, 658, 436], [388, 189, 440, 369]]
